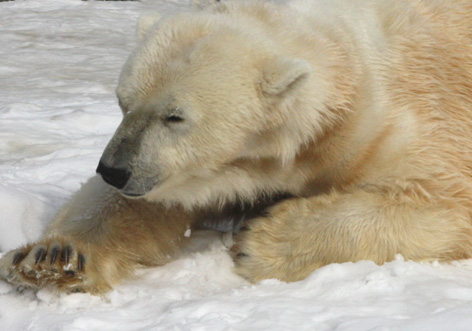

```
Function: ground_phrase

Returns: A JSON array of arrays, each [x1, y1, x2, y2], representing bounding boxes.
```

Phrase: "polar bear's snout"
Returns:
[[96, 161, 131, 190], [97, 133, 159, 197]]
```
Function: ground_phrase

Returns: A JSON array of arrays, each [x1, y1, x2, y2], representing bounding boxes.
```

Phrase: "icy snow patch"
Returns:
[[0, 185, 46, 251]]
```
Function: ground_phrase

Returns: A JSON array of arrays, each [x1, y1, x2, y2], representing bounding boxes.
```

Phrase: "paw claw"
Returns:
[[62, 246, 72, 265], [12, 252, 25, 266], [78, 254, 85, 272], [35, 248, 47, 265], [50, 246, 60, 265]]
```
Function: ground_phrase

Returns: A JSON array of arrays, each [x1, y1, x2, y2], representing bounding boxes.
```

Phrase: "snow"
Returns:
[[184, 228, 192, 238], [1, 0, 472, 330]]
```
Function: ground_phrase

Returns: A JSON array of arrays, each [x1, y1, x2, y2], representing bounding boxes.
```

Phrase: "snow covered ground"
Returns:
[[1, 0, 472, 330]]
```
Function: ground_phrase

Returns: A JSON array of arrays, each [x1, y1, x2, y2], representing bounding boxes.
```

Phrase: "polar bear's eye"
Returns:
[[166, 115, 184, 123]]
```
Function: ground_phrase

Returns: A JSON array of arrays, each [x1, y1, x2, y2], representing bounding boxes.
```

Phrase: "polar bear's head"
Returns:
[[97, 12, 316, 207]]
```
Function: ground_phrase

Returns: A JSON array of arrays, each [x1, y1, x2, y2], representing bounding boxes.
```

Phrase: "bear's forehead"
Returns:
[[117, 54, 246, 113], [117, 88, 177, 114], [116, 16, 263, 115]]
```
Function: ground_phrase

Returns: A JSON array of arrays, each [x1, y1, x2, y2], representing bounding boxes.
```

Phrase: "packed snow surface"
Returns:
[[1, 0, 472, 330]]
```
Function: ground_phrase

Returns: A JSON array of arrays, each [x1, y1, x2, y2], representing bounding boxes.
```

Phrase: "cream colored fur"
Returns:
[[1, 0, 472, 293]]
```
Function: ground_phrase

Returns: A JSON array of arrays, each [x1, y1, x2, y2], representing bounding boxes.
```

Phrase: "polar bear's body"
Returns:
[[1, 0, 472, 293]]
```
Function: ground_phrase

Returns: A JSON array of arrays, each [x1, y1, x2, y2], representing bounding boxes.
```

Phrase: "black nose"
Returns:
[[96, 161, 131, 189]]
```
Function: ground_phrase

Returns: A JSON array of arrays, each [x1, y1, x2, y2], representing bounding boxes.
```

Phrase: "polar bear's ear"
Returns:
[[261, 57, 312, 96], [137, 12, 162, 41]]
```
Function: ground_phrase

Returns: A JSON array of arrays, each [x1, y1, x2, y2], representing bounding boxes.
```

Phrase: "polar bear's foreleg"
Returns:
[[232, 189, 472, 282], [0, 176, 192, 294]]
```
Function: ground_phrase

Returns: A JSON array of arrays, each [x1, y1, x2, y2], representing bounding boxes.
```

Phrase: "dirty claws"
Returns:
[[0, 241, 87, 292]]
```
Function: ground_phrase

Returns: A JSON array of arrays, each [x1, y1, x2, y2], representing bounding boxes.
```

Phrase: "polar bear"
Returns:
[[1, 0, 472, 294]]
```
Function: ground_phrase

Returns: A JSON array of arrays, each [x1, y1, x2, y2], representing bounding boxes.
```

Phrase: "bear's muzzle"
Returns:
[[96, 161, 131, 190]]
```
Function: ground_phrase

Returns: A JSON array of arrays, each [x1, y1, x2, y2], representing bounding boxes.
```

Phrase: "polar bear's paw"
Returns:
[[0, 238, 105, 294], [230, 215, 290, 283], [230, 198, 321, 283]]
